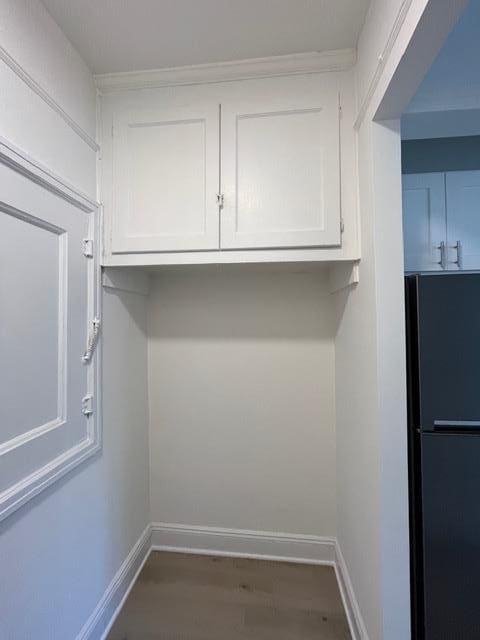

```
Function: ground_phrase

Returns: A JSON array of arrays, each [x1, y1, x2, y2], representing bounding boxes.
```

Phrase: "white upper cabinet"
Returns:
[[402, 173, 446, 272], [112, 103, 220, 252], [445, 171, 480, 270], [220, 87, 341, 249], [402, 170, 480, 272], [101, 65, 358, 266]]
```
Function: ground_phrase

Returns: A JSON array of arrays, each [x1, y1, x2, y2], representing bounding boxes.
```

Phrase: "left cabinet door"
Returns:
[[0, 162, 99, 521], [111, 104, 220, 253]]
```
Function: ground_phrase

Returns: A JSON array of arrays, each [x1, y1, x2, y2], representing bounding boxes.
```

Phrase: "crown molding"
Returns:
[[95, 49, 356, 93], [0, 45, 99, 151]]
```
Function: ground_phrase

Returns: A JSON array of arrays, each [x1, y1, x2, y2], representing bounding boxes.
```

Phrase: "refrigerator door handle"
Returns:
[[432, 420, 480, 432]]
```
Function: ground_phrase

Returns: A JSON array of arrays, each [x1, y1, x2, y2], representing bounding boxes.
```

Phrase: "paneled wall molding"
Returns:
[[95, 49, 356, 93], [0, 135, 99, 213], [0, 45, 99, 151], [354, 0, 414, 129], [0, 143, 102, 524]]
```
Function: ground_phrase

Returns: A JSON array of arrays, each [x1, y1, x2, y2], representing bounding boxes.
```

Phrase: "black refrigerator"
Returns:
[[406, 273, 480, 640]]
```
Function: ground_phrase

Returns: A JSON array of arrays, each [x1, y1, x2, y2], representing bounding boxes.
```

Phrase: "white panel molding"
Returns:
[[102, 267, 151, 296], [0, 135, 99, 213], [0, 203, 67, 457], [95, 49, 356, 93], [334, 542, 370, 640], [151, 523, 336, 565], [0, 141, 101, 523], [76, 525, 152, 640], [0, 45, 99, 151], [355, 0, 414, 129]]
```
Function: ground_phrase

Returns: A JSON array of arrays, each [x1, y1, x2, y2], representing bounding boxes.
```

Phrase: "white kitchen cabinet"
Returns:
[[403, 171, 480, 272], [445, 171, 480, 270], [102, 70, 356, 266], [402, 173, 446, 272], [220, 89, 341, 249], [112, 103, 220, 253]]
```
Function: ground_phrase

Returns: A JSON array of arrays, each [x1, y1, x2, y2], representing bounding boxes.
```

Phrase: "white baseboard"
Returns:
[[77, 523, 367, 640], [334, 542, 370, 640], [76, 524, 152, 640], [151, 522, 336, 565]]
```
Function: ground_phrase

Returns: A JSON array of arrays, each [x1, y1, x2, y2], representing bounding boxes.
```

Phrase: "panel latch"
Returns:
[[83, 238, 94, 257], [81, 394, 94, 416], [216, 193, 224, 208]]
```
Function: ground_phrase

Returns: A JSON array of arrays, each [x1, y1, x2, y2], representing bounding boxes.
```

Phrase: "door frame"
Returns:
[[351, 1, 469, 638]]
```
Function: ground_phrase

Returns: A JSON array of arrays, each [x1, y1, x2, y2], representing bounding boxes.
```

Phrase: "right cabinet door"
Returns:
[[220, 85, 341, 249], [446, 170, 480, 270]]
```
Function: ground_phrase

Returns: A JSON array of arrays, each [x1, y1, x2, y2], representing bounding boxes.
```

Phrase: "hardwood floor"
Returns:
[[107, 552, 351, 640]]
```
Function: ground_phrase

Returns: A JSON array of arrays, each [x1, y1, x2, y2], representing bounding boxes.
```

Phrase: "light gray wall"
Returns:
[[147, 269, 337, 537], [0, 289, 150, 640], [0, 2, 150, 638]]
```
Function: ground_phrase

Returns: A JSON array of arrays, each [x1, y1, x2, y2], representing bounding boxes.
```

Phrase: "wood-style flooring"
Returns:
[[107, 551, 351, 640]]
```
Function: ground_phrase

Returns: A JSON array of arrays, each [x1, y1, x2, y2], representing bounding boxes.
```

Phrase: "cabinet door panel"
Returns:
[[446, 170, 480, 270], [112, 104, 220, 253], [220, 88, 341, 249], [0, 163, 99, 521], [402, 173, 446, 272]]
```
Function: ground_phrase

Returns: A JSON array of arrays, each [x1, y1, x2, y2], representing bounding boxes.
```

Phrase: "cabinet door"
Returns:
[[0, 162, 99, 521], [446, 170, 480, 270], [402, 173, 446, 272], [112, 104, 220, 253], [220, 88, 341, 249]]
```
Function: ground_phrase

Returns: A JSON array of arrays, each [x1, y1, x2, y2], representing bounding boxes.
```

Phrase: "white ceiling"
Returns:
[[41, 0, 369, 75]]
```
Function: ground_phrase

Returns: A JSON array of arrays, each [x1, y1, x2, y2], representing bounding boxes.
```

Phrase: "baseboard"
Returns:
[[76, 524, 367, 640], [334, 542, 370, 640], [151, 522, 336, 565], [76, 524, 152, 640]]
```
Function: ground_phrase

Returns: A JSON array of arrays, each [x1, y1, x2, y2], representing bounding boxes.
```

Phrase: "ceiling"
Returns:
[[41, 0, 369, 75], [402, 0, 480, 139]]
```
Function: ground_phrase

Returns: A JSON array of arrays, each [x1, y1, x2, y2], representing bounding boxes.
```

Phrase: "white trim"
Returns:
[[354, 0, 414, 129], [151, 523, 336, 565], [334, 542, 370, 640], [76, 526, 368, 640], [0, 136, 99, 213], [102, 267, 151, 296], [329, 261, 360, 293], [0, 436, 100, 522], [95, 49, 356, 93], [76, 525, 152, 640], [0, 137, 102, 523], [0, 45, 99, 151], [103, 249, 360, 267]]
